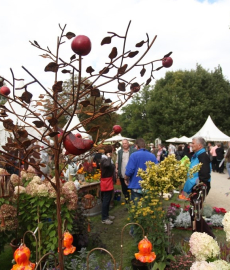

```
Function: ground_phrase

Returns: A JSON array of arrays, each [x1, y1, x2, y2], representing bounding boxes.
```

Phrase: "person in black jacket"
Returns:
[[215, 143, 225, 173], [100, 145, 116, 225]]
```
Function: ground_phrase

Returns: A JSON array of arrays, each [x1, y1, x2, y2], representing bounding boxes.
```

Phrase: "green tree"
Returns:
[[147, 65, 230, 141], [118, 65, 230, 142], [118, 85, 153, 141]]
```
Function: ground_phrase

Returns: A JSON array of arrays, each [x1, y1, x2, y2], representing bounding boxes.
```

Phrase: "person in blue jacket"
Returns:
[[183, 136, 215, 239], [124, 138, 158, 203], [183, 137, 211, 195]]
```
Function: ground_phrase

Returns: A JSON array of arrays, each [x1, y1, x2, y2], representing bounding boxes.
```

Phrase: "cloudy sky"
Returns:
[[0, 0, 230, 96]]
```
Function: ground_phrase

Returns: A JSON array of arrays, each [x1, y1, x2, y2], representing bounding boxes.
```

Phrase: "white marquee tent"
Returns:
[[0, 100, 46, 150], [165, 137, 178, 143], [191, 115, 230, 142], [104, 134, 135, 142], [63, 115, 92, 139], [175, 136, 192, 143]]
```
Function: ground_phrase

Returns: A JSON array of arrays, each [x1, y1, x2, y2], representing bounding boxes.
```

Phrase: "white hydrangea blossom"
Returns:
[[32, 176, 42, 184], [10, 174, 21, 186], [211, 259, 230, 270], [189, 232, 220, 261], [0, 168, 7, 174], [222, 211, 230, 242], [14, 186, 26, 194], [190, 261, 217, 270], [36, 184, 49, 197]]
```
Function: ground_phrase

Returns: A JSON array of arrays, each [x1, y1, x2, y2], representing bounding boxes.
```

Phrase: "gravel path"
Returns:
[[205, 170, 230, 211]]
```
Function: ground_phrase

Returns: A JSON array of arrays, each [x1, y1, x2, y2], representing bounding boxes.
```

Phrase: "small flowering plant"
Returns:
[[138, 154, 202, 195], [166, 204, 180, 221], [189, 232, 220, 261], [170, 203, 181, 209], [84, 169, 101, 183], [213, 207, 227, 214]]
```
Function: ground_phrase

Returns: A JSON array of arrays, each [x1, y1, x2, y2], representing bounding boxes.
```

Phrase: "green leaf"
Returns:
[[166, 254, 175, 261], [39, 200, 45, 207], [152, 262, 166, 270], [156, 239, 162, 245], [49, 230, 56, 237], [53, 237, 58, 244]]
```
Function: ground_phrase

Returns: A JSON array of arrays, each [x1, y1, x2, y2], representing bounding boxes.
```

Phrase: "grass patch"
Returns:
[[0, 190, 228, 269]]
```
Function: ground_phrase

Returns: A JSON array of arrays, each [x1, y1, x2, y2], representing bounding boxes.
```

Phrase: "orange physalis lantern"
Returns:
[[135, 236, 156, 263], [11, 244, 35, 270], [63, 232, 76, 255]]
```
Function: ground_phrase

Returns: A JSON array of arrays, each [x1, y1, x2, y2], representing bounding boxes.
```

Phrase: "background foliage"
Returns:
[[118, 64, 230, 142]]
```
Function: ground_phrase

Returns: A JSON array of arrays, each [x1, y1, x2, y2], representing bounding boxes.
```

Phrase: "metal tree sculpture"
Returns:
[[0, 21, 172, 269]]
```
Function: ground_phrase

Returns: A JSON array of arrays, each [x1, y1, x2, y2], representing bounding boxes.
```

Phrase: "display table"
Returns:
[[79, 181, 100, 197]]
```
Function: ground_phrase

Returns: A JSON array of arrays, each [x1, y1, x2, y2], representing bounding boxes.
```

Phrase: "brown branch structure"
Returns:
[[0, 21, 173, 270]]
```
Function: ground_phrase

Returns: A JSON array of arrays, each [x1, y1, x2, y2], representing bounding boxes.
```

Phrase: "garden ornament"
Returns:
[[62, 231, 76, 255], [0, 20, 173, 270], [11, 243, 35, 270], [135, 236, 156, 263]]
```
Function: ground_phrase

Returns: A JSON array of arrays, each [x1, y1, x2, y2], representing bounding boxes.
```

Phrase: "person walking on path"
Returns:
[[116, 139, 136, 204], [210, 143, 218, 172], [216, 143, 225, 174], [100, 145, 116, 225], [124, 138, 158, 204], [225, 142, 230, 179]]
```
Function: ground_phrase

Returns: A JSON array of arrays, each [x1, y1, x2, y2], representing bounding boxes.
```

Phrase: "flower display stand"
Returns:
[[131, 258, 149, 270], [83, 199, 102, 217]]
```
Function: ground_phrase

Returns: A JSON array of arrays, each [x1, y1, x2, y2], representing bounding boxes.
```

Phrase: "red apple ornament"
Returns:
[[59, 129, 94, 156], [71, 35, 91, 56], [162, 57, 173, 68], [0, 86, 11, 96], [113, 125, 122, 134]]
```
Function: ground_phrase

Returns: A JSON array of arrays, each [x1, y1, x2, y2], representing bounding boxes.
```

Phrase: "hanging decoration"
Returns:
[[135, 236, 156, 263], [62, 231, 76, 255], [11, 244, 35, 270]]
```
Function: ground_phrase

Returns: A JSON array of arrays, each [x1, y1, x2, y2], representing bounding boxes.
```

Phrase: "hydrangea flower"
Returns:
[[222, 211, 230, 242], [189, 232, 220, 261], [10, 174, 22, 186], [211, 259, 230, 269], [14, 186, 26, 194], [190, 261, 215, 270]]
